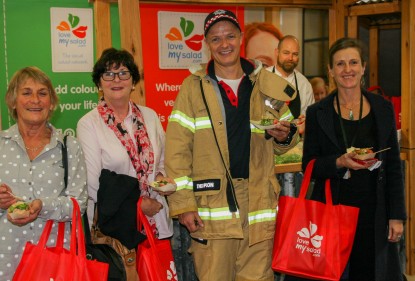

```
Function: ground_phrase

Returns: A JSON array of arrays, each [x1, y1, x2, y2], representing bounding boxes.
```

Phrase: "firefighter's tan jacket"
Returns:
[[165, 59, 299, 246]]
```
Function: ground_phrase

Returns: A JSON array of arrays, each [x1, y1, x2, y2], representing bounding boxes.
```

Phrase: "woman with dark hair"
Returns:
[[285, 38, 406, 280], [77, 48, 174, 272]]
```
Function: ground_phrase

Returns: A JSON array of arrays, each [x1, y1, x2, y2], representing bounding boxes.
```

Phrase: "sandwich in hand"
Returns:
[[151, 180, 169, 188], [8, 201, 30, 219], [348, 147, 377, 164], [260, 118, 278, 126], [352, 147, 374, 155]]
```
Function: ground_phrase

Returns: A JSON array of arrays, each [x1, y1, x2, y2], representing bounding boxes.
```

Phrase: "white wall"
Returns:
[[244, 7, 265, 22]]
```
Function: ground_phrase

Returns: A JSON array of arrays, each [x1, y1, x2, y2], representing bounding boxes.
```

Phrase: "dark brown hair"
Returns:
[[328, 37, 366, 68], [92, 48, 140, 87]]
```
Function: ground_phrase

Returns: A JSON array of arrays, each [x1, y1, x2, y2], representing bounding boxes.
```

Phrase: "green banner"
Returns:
[[0, 0, 121, 135]]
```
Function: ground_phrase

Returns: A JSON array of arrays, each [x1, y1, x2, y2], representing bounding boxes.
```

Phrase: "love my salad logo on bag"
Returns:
[[295, 221, 323, 257], [50, 8, 93, 72], [167, 260, 178, 280], [158, 11, 210, 69]]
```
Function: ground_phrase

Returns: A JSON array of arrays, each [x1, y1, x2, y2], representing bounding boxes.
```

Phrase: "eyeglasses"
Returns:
[[101, 71, 131, 81]]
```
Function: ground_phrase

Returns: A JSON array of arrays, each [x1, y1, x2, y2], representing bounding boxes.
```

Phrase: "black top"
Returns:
[[207, 59, 254, 179], [334, 110, 378, 225]]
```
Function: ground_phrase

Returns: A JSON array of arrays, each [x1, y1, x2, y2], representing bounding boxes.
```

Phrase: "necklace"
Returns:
[[335, 92, 363, 149], [340, 104, 355, 120], [335, 92, 364, 179], [339, 100, 361, 120], [25, 143, 46, 152]]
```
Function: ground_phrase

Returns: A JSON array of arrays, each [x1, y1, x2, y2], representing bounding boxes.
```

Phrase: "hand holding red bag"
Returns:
[[136, 197, 177, 281], [272, 159, 359, 281], [13, 197, 109, 281]]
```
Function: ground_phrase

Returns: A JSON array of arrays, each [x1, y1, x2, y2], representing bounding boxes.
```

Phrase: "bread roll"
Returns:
[[8, 201, 30, 219]]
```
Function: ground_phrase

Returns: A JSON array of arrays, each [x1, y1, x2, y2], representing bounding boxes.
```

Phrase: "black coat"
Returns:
[[299, 90, 406, 281], [97, 169, 146, 249]]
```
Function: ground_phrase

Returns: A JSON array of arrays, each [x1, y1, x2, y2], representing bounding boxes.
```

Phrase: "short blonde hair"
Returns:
[[309, 77, 327, 90], [5, 66, 58, 120]]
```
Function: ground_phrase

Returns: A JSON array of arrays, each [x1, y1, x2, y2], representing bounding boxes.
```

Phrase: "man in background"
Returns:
[[244, 22, 283, 68], [268, 35, 315, 204], [268, 35, 314, 119]]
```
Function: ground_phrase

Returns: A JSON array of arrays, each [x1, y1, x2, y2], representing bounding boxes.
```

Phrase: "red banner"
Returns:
[[140, 4, 244, 130]]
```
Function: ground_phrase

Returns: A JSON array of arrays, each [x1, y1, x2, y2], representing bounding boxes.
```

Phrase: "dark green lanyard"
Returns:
[[335, 92, 363, 151]]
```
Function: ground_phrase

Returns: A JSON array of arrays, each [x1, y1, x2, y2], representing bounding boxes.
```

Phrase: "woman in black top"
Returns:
[[285, 38, 406, 281]]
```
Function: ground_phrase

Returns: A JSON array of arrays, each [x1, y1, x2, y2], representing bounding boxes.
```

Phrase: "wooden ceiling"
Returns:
[[89, 0, 332, 9]]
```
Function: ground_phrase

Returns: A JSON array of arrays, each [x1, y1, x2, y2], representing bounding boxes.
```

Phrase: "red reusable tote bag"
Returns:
[[13, 198, 108, 281], [136, 197, 177, 281], [272, 159, 359, 281]]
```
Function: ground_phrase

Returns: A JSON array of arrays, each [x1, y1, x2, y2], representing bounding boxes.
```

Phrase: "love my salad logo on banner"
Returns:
[[50, 8, 93, 72], [158, 12, 210, 69]]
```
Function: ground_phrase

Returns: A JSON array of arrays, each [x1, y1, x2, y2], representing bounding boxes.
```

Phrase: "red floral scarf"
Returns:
[[97, 97, 154, 186], [98, 97, 158, 234]]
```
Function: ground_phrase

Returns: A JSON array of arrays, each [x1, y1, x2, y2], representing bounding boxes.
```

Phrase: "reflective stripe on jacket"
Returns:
[[165, 58, 299, 245]]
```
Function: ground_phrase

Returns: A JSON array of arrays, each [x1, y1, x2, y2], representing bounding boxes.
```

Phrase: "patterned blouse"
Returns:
[[0, 123, 87, 281]]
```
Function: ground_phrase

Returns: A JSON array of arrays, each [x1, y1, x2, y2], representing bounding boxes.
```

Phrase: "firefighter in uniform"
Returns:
[[165, 9, 299, 281]]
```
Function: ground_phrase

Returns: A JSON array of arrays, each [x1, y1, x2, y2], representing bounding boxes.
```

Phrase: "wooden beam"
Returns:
[[335, 0, 345, 39], [368, 26, 378, 87], [327, 5, 337, 93], [93, 0, 112, 59], [379, 24, 401, 30], [347, 15, 358, 38], [264, 7, 281, 30], [92, 0, 331, 8], [327, 0, 346, 92], [342, 0, 357, 6], [118, 0, 146, 106], [401, 0, 415, 274], [349, 1, 400, 17], [328, 7, 337, 47]]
